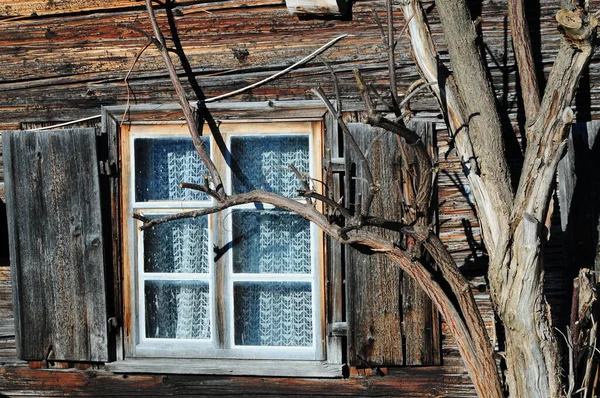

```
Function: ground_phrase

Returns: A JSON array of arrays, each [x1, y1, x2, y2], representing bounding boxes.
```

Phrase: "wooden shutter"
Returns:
[[4, 128, 108, 362], [558, 121, 600, 276], [345, 122, 440, 367]]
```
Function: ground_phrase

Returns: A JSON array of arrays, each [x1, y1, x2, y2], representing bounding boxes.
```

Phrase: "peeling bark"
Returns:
[[401, 1, 597, 397]]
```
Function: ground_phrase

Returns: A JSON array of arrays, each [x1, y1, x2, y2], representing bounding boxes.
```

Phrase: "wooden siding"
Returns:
[[0, 0, 599, 126], [0, 359, 476, 397]]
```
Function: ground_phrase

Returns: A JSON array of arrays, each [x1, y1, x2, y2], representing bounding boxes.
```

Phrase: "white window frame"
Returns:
[[121, 120, 325, 361]]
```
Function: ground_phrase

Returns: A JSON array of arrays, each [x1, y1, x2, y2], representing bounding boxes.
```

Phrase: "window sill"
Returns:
[[106, 358, 345, 378]]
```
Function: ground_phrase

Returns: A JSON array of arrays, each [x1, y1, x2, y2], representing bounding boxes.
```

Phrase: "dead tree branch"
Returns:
[[144, 0, 225, 198], [508, 0, 541, 126], [312, 86, 378, 217]]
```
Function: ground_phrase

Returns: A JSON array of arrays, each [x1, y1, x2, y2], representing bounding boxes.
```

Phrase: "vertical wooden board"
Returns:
[[402, 276, 440, 365], [558, 121, 600, 275], [402, 122, 440, 366], [345, 123, 404, 366], [324, 113, 344, 365], [103, 111, 123, 361], [4, 128, 108, 362]]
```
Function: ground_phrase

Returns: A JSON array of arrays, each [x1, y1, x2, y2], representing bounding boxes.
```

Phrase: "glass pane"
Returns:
[[145, 281, 211, 339], [232, 209, 311, 274], [231, 135, 309, 197], [144, 216, 210, 274], [135, 137, 210, 202], [234, 282, 312, 347]]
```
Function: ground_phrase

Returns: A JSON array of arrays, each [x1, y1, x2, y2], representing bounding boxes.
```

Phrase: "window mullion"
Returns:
[[214, 133, 230, 350], [213, 210, 229, 349]]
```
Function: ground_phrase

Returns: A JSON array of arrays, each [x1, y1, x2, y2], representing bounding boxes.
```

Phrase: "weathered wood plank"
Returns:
[[401, 122, 441, 366], [0, 363, 477, 397], [0, 0, 282, 18], [3, 128, 108, 362], [107, 358, 344, 377], [2, 0, 598, 126], [324, 111, 344, 365], [345, 123, 405, 367]]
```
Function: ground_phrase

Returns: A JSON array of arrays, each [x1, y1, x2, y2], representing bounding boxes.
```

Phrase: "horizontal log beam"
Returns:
[[0, 363, 476, 397]]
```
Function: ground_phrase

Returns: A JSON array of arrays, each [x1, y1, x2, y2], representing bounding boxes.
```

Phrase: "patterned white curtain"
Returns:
[[140, 134, 314, 347], [144, 218, 211, 340]]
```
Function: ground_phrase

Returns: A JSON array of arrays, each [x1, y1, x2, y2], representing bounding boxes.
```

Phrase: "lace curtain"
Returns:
[[234, 283, 313, 346], [135, 138, 209, 201], [138, 134, 314, 347], [144, 218, 211, 339], [231, 135, 310, 197]]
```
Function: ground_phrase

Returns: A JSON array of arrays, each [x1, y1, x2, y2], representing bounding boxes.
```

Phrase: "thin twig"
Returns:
[[354, 70, 378, 116], [399, 80, 437, 107], [394, 11, 415, 48], [318, 55, 342, 115], [298, 191, 353, 219], [179, 182, 223, 201], [132, 213, 151, 223], [26, 115, 102, 131], [116, 23, 157, 42], [290, 163, 313, 205], [556, 327, 576, 397], [122, 40, 152, 127], [373, 11, 387, 43], [195, 34, 348, 105], [145, 0, 225, 198]]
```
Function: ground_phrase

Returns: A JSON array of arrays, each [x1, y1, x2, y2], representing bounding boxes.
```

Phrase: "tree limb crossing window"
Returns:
[[121, 121, 325, 360], [2, 102, 440, 376]]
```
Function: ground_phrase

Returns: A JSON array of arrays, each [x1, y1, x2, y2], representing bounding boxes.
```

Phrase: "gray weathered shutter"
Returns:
[[4, 128, 108, 362], [345, 122, 440, 367], [558, 121, 600, 276]]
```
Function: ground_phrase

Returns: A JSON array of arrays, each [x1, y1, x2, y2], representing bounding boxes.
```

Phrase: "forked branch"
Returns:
[[508, 0, 541, 126]]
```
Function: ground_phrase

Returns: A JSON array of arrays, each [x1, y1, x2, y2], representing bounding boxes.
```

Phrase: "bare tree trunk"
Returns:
[[493, 28, 595, 397], [402, 0, 597, 396]]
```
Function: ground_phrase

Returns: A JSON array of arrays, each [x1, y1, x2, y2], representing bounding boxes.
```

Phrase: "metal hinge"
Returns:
[[329, 322, 348, 337]]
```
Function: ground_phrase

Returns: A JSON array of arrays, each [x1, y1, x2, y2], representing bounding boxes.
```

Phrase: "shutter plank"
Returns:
[[345, 123, 404, 366], [324, 113, 344, 365], [402, 122, 440, 365], [345, 122, 439, 367], [4, 128, 108, 362]]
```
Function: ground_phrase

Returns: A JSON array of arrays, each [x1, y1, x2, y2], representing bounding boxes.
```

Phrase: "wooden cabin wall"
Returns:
[[0, 0, 598, 396], [1, 0, 598, 126]]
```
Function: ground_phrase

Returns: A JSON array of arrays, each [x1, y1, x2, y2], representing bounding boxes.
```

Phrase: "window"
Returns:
[[3, 102, 439, 377], [120, 120, 325, 361]]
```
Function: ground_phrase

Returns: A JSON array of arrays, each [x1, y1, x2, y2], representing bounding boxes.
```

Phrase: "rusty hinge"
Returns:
[[329, 322, 347, 337], [99, 160, 116, 176]]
